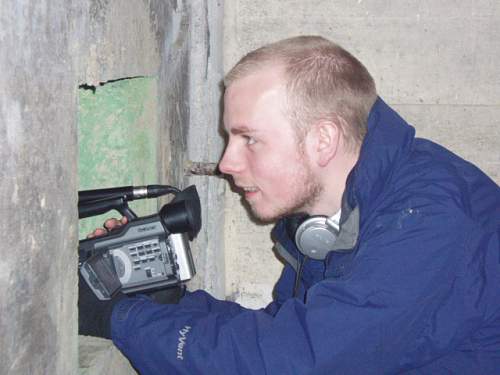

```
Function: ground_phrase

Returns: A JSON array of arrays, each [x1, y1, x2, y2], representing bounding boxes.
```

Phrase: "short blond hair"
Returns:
[[225, 36, 377, 150]]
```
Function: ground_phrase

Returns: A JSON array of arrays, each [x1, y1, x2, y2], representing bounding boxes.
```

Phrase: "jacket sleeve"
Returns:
[[111, 207, 499, 374]]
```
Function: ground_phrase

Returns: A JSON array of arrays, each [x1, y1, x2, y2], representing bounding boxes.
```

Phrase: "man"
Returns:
[[79, 36, 500, 374]]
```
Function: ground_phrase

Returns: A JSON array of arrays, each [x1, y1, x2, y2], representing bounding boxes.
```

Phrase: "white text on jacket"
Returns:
[[176, 325, 192, 360]]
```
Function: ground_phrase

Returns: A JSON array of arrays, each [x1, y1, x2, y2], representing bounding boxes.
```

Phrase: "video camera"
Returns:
[[78, 184, 201, 300]]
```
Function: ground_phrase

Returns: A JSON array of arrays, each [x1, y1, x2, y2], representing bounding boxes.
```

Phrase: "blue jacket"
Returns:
[[111, 98, 500, 374]]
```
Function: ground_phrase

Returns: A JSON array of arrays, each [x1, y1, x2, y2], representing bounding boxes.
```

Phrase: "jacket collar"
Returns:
[[346, 97, 415, 212], [273, 97, 416, 252]]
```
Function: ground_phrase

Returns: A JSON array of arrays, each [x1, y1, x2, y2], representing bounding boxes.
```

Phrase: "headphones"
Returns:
[[286, 214, 340, 260]]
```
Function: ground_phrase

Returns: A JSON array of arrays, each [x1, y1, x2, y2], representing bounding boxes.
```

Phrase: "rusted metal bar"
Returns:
[[185, 161, 221, 176]]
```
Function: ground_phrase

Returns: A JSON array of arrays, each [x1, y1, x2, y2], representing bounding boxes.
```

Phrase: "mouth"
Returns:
[[237, 185, 259, 199]]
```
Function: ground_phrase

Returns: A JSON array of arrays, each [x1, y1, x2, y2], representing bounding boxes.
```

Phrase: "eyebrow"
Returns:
[[229, 125, 254, 135]]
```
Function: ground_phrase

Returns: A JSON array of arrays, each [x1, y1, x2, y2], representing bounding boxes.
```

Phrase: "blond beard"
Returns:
[[250, 156, 323, 223]]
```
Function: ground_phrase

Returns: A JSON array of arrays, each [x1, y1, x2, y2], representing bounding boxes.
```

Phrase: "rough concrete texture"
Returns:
[[79, 1, 161, 86], [183, 0, 226, 299], [79, 336, 137, 375], [224, 195, 283, 308], [223, 0, 500, 308], [1, 0, 211, 374], [151, 0, 226, 298], [0, 1, 80, 374]]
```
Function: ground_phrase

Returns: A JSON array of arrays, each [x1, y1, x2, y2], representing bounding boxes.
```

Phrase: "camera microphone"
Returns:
[[78, 185, 180, 204]]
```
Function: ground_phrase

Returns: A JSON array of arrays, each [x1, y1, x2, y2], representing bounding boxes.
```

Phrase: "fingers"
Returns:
[[86, 216, 128, 239], [87, 228, 106, 239], [104, 217, 122, 231]]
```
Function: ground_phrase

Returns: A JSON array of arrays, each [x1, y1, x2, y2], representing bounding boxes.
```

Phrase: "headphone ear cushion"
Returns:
[[295, 216, 339, 260]]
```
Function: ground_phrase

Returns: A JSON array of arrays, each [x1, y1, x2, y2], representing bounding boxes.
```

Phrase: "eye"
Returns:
[[243, 135, 256, 146]]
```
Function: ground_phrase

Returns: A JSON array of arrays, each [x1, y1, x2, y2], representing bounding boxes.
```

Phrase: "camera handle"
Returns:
[[78, 196, 138, 221]]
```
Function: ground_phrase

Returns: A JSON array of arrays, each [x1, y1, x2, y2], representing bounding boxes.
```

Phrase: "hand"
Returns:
[[146, 285, 186, 304], [80, 216, 129, 338], [78, 273, 127, 339], [87, 216, 128, 238]]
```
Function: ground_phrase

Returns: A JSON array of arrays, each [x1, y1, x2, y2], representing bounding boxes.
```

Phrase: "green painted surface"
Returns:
[[78, 77, 158, 237]]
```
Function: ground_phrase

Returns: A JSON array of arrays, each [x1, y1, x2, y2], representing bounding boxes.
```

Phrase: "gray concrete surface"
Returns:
[[183, 0, 226, 299], [79, 336, 137, 375], [0, 1, 81, 373], [1, 0, 223, 374]]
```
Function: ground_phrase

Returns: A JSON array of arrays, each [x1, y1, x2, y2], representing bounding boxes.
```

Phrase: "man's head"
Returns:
[[225, 36, 377, 150], [219, 36, 377, 222]]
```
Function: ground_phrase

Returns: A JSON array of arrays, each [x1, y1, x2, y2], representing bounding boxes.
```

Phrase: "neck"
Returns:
[[310, 147, 359, 216]]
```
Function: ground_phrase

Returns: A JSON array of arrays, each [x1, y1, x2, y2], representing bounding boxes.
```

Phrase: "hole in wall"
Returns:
[[77, 76, 159, 239]]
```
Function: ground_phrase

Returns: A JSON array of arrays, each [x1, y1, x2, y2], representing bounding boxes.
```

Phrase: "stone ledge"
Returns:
[[79, 335, 137, 375]]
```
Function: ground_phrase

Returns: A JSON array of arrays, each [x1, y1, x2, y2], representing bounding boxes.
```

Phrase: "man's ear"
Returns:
[[312, 119, 341, 167]]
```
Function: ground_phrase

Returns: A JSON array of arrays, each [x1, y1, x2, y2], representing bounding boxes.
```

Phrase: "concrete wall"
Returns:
[[1, 0, 224, 374], [223, 0, 500, 308], [0, 2, 81, 374], [183, 0, 226, 299]]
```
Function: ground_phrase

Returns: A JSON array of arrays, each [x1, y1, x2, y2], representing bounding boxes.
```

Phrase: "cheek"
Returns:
[[251, 152, 300, 188]]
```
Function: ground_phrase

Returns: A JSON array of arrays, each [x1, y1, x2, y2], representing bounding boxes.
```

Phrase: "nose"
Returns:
[[219, 141, 243, 176]]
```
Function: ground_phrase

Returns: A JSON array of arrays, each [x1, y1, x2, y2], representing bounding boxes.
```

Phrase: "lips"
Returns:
[[235, 184, 259, 199]]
